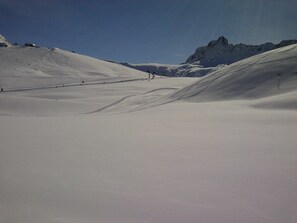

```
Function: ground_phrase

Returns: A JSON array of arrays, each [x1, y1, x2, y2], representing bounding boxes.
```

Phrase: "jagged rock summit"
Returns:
[[207, 36, 229, 47], [185, 36, 297, 67]]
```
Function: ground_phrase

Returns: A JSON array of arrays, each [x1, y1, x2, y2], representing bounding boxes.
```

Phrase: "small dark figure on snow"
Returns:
[[152, 72, 156, 80], [277, 73, 281, 91], [147, 70, 151, 80]]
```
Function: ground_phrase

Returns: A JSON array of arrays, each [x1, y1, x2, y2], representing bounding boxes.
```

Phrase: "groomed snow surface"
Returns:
[[1, 44, 297, 223]]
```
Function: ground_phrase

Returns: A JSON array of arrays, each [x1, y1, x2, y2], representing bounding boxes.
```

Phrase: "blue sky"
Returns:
[[1, 0, 297, 64]]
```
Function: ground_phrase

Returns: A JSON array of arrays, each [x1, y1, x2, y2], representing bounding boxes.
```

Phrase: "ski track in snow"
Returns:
[[88, 87, 178, 114]]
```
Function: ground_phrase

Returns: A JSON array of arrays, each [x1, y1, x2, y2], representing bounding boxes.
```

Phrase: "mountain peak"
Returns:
[[207, 36, 229, 47]]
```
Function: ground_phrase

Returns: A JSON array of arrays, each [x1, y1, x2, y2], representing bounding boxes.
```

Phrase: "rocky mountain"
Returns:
[[122, 37, 297, 77], [185, 36, 297, 66]]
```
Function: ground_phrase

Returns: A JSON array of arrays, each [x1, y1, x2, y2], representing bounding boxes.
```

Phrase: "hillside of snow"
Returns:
[[0, 46, 147, 91], [185, 36, 297, 67], [170, 43, 297, 103]]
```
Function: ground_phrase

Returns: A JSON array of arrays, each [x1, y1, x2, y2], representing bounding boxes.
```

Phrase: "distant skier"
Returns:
[[147, 70, 151, 80], [151, 72, 156, 80], [277, 73, 281, 91]]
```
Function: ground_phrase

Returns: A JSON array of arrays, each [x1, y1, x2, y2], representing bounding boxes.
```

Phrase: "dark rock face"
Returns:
[[208, 36, 229, 47]]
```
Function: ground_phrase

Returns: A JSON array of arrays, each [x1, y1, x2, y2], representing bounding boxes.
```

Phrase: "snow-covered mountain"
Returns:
[[185, 36, 297, 66], [0, 44, 147, 90], [120, 62, 221, 77], [0, 34, 13, 47], [122, 36, 297, 77]]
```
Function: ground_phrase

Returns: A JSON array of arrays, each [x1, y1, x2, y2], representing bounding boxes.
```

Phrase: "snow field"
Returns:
[[1, 43, 297, 223]]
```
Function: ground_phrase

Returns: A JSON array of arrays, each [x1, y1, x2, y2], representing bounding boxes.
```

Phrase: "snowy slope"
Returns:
[[1, 38, 297, 223], [75, 44, 297, 114], [186, 36, 297, 67], [1, 80, 297, 223], [0, 46, 147, 90], [171, 44, 297, 102]]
